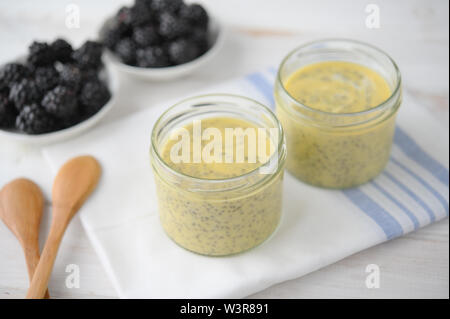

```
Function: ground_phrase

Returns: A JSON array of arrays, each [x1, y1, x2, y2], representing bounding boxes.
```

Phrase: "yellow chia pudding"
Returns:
[[275, 40, 402, 188], [150, 95, 286, 256]]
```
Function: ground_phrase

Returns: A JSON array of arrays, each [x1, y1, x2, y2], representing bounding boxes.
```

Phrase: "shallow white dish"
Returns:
[[0, 61, 117, 145], [102, 17, 224, 81]]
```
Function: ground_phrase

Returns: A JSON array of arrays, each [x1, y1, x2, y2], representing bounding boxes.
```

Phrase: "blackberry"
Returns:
[[0, 76, 6, 94], [80, 80, 111, 116], [34, 66, 59, 92], [51, 38, 74, 62], [134, 0, 153, 8], [0, 63, 30, 90], [116, 6, 133, 26], [0, 81, 7, 95], [115, 38, 137, 65], [15, 103, 56, 134], [61, 111, 84, 129], [190, 28, 209, 54], [72, 41, 104, 70], [9, 79, 42, 112], [179, 4, 209, 29], [151, 0, 183, 13], [102, 24, 122, 50], [59, 64, 83, 90], [136, 46, 170, 67], [105, 14, 135, 48], [133, 26, 160, 47], [24, 62, 38, 75], [130, 2, 154, 27], [0, 93, 17, 128], [168, 38, 200, 64], [42, 86, 78, 119], [81, 68, 100, 83], [28, 41, 54, 67], [159, 13, 191, 39]]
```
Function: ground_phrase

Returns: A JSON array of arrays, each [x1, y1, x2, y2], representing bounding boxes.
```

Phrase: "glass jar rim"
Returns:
[[277, 38, 402, 118], [150, 93, 286, 186]]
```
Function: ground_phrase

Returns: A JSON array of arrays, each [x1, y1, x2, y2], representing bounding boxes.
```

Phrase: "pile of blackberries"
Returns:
[[102, 0, 210, 67], [0, 39, 111, 134]]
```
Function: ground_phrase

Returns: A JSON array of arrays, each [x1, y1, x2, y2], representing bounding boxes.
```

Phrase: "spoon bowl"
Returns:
[[0, 178, 49, 298]]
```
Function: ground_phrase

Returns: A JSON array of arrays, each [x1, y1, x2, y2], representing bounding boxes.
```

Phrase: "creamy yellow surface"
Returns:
[[276, 61, 398, 188], [153, 117, 283, 256], [285, 61, 391, 113]]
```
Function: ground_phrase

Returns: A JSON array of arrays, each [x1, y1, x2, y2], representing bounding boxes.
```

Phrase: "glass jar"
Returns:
[[150, 94, 286, 256], [275, 39, 402, 189]]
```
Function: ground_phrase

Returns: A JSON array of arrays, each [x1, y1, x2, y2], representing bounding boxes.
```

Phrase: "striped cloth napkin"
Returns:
[[42, 68, 449, 298]]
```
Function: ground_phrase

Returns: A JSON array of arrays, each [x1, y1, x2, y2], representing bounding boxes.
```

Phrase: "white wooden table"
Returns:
[[0, 0, 448, 299]]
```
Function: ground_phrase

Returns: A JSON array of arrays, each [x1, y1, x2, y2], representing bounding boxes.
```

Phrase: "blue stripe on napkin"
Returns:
[[342, 188, 403, 239], [394, 128, 449, 187], [246, 72, 275, 108], [383, 170, 436, 222], [371, 180, 420, 230], [391, 158, 449, 216]]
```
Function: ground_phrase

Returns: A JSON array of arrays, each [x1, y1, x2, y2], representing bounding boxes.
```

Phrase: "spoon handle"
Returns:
[[26, 218, 67, 299], [23, 246, 51, 299]]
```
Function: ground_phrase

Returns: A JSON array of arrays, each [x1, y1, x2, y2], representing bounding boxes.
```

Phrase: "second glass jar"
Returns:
[[275, 39, 402, 189]]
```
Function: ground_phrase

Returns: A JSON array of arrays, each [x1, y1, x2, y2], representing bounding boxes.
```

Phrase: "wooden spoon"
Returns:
[[0, 178, 50, 298], [26, 155, 101, 299]]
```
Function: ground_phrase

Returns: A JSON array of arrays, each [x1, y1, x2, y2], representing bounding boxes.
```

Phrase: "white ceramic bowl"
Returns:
[[0, 60, 117, 145], [102, 17, 224, 81]]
